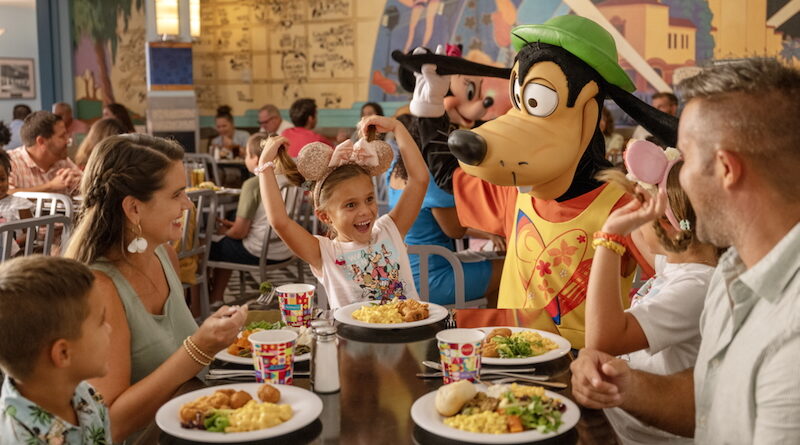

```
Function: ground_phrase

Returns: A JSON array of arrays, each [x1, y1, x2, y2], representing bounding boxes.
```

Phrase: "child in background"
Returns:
[[258, 115, 429, 309], [0, 256, 112, 444], [584, 141, 719, 445], [0, 150, 33, 256], [209, 133, 292, 304]]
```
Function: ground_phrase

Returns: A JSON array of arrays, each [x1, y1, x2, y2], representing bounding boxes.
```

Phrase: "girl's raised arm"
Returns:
[[586, 189, 666, 355], [361, 115, 428, 237], [258, 136, 322, 271]]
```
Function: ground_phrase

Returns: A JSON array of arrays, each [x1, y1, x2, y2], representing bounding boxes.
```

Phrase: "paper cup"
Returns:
[[277, 283, 314, 327], [437, 328, 486, 384], [248, 329, 298, 384]]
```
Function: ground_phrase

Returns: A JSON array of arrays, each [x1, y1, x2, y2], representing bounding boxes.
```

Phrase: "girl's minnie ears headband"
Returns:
[[296, 138, 394, 207], [624, 139, 685, 232]]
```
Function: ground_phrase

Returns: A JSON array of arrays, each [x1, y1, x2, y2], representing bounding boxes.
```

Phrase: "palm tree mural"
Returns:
[[71, 0, 143, 105]]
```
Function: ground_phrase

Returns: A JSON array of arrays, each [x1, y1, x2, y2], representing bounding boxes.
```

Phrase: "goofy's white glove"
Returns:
[[409, 45, 451, 118]]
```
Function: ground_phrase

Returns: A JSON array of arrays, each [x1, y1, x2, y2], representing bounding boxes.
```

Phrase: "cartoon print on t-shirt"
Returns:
[[337, 241, 408, 302]]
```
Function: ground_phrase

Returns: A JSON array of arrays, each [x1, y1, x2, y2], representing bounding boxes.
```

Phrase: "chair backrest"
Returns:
[[373, 172, 390, 215], [178, 189, 217, 268], [184, 152, 221, 186], [13, 191, 74, 219], [0, 214, 72, 262], [407, 244, 466, 308]]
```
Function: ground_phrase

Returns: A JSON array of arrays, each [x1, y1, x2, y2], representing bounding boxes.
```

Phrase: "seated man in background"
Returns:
[[8, 111, 81, 195], [52, 102, 89, 143], [258, 104, 293, 135], [281, 98, 333, 157]]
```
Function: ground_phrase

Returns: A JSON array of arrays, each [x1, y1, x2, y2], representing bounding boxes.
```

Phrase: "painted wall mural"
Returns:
[[66, 0, 799, 125]]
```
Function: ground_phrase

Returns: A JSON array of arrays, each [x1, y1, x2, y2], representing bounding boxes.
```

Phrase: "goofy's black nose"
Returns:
[[483, 97, 494, 108], [448, 129, 487, 166]]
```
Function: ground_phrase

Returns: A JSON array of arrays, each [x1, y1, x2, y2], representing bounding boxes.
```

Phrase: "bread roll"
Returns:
[[435, 380, 477, 416]]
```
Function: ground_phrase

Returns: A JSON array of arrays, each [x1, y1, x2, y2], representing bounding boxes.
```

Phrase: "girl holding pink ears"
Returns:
[[584, 140, 720, 445], [257, 115, 429, 309]]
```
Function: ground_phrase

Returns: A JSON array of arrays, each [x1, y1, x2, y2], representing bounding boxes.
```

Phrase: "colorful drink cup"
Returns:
[[248, 329, 298, 384], [436, 328, 486, 384], [276, 283, 314, 327]]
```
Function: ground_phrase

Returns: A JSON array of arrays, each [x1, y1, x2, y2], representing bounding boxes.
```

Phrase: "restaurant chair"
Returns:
[[13, 191, 74, 219], [373, 172, 390, 215], [184, 152, 221, 186], [407, 244, 488, 309], [0, 214, 72, 262], [177, 189, 217, 319], [207, 185, 306, 303]]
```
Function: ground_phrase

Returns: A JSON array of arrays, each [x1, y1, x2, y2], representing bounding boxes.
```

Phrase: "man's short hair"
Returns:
[[678, 58, 800, 198], [289, 98, 317, 127], [20, 111, 62, 147], [12, 104, 32, 121], [652, 92, 678, 106], [52, 102, 72, 113], [259, 104, 280, 116], [0, 256, 94, 378]]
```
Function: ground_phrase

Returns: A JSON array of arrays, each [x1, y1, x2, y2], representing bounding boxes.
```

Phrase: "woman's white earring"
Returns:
[[127, 224, 148, 254]]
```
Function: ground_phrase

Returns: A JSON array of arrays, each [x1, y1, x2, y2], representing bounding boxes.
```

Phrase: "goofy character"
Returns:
[[400, 15, 677, 348]]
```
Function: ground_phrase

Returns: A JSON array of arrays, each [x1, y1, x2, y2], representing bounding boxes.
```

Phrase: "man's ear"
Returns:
[[49, 339, 72, 369], [716, 149, 744, 190], [35, 135, 47, 147], [121, 195, 141, 225]]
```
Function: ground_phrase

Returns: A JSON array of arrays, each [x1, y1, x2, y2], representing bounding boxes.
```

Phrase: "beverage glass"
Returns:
[[436, 328, 485, 384], [249, 329, 298, 384], [191, 163, 206, 187], [275, 283, 314, 327]]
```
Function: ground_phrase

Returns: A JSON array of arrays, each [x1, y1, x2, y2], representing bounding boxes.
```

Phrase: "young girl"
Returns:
[[586, 141, 719, 445], [258, 115, 429, 309], [0, 150, 33, 256]]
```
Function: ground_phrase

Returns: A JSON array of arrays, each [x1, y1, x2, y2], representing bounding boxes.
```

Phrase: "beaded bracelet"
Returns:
[[254, 161, 275, 175], [593, 231, 626, 245], [183, 338, 212, 366], [185, 336, 214, 363], [592, 238, 626, 256]]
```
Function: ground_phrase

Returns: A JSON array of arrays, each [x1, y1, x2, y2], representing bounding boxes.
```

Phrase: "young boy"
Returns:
[[0, 256, 111, 444], [208, 133, 291, 304]]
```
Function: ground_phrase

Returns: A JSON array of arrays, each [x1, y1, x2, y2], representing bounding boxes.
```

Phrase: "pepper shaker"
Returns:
[[311, 325, 340, 393]]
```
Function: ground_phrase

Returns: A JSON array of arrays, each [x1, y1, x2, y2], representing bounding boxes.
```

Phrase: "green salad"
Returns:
[[245, 320, 286, 331], [491, 335, 534, 358], [501, 391, 564, 433]]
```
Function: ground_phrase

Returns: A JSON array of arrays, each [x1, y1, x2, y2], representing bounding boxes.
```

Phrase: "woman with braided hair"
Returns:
[[64, 134, 247, 442]]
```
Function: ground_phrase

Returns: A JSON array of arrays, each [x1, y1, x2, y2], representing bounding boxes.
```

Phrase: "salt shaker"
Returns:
[[311, 325, 340, 393]]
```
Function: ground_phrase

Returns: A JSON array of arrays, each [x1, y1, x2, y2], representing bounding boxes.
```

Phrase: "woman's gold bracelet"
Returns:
[[183, 338, 212, 366], [185, 336, 215, 362]]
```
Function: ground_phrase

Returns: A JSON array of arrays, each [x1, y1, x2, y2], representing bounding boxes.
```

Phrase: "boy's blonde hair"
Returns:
[[0, 256, 94, 378]]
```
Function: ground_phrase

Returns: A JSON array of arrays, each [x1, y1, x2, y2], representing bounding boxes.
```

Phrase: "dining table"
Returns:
[[137, 309, 621, 445]]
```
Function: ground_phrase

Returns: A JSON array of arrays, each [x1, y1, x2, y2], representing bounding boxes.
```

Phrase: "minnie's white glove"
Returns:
[[409, 45, 451, 118]]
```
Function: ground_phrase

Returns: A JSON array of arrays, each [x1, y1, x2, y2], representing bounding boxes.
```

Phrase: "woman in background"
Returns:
[[74, 117, 127, 169], [103, 102, 136, 133], [211, 105, 250, 157]]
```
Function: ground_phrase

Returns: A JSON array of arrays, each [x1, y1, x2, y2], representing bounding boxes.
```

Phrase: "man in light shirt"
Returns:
[[570, 58, 800, 444], [257, 104, 292, 136], [630, 92, 678, 144]]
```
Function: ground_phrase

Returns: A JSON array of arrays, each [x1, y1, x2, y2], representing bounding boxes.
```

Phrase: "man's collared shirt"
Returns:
[[8, 147, 80, 194], [694, 222, 800, 444], [0, 378, 110, 445]]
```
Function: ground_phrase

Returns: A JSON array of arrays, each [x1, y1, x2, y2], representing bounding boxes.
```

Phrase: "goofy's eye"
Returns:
[[521, 83, 558, 117], [465, 81, 476, 101], [510, 75, 521, 109]]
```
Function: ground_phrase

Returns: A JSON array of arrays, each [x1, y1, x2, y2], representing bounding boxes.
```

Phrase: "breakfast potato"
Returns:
[[485, 328, 512, 342], [258, 383, 281, 403], [230, 390, 253, 409]]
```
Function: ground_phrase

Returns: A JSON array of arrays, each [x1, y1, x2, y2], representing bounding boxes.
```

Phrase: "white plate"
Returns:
[[478, 327, 571, 366], [156, 383, 322, 443], [334, 301, 448, 329], [411, 384, 580, 444], [214, 349, 310, 365]]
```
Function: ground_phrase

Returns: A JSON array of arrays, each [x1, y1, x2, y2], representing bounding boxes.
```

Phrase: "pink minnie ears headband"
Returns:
[[624, 139, 686, 232], [296, 137, 393, 207]]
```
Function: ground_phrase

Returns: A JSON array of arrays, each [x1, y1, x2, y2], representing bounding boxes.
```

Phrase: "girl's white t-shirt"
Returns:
[[605, 255, 715, 445], [312, 214, 419, 309]]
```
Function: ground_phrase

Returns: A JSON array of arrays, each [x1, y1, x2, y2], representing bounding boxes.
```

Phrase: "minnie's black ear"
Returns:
[[606, 83, 678, 147]]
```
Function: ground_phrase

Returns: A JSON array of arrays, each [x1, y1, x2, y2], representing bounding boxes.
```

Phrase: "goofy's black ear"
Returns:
[[606, 83, 678, 147]]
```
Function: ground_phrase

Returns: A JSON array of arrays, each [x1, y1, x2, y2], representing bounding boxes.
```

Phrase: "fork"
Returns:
[[445, 308, 456, 329]]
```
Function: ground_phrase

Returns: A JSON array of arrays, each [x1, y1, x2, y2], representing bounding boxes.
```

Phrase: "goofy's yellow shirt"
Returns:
[[453, 171, 647, 348]]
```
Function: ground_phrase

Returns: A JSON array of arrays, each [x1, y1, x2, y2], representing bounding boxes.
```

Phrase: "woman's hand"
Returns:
[[259, 135, 289, 166], [602, 187, 667, 236], [358, 115, 397, 136], [191, 305, 248, 354]]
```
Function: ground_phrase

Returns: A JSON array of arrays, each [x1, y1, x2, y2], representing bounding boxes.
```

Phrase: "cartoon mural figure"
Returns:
[[339, 241, 411, 303], [400, 15, 677, 348]]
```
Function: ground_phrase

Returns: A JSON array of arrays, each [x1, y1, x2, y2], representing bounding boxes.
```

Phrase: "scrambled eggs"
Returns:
[[352, 301, 404, 323], [443, 411, 508, 434], [225, 400, 293, 433], [513, 331, 559, 355]]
